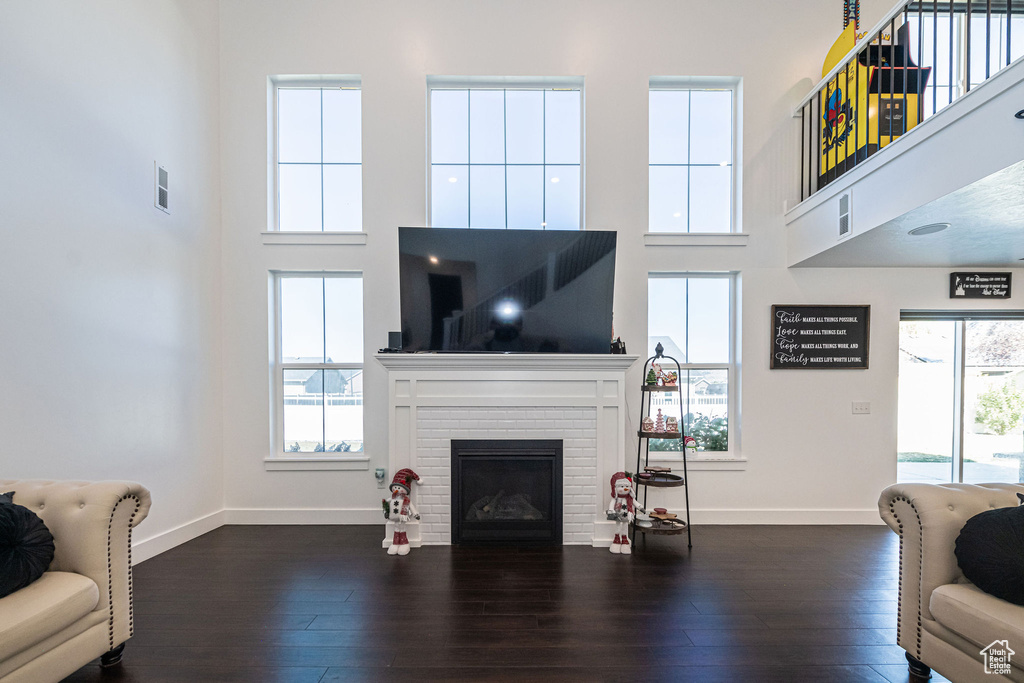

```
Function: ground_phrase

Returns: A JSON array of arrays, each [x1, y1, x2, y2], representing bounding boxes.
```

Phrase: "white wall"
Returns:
[[215, 0, 1022, 526], [0, 0, 224, 557]]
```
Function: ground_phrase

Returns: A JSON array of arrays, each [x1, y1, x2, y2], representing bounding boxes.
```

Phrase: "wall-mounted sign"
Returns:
[[950, 272, 1011, 299], [771, 305, 870, 369]]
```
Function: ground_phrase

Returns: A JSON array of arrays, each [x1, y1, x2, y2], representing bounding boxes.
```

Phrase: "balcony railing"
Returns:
[[796, 1, 1024, 201]]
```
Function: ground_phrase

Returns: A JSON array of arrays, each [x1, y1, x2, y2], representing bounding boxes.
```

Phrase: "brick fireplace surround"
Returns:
[[376, 354, 639, 548]]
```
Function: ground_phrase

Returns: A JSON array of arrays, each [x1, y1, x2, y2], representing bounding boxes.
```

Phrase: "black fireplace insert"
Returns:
[[451, 439, 562, 545]]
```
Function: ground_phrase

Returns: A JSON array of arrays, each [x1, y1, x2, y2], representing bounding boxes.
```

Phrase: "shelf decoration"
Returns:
[[632, 341, 692, 549]]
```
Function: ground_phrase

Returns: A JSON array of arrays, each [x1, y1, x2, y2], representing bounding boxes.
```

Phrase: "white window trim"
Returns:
[[648, 76, 743, 235], [646, 271, 741, 464], [425, 76, 585, 230], [267, 271, 368, 471], [268, 75, 366, 238]]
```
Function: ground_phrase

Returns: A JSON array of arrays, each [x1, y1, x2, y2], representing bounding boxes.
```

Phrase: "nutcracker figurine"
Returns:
[[606, 472, 643, 554], [383, 468, 423, 556]]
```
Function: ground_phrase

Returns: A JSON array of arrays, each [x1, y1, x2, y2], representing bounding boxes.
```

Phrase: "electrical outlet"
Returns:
[[852, 401, 871, 415], [375, 468, 386, 488]]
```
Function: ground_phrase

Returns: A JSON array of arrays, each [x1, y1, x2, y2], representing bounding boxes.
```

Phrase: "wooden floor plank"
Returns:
[[61, 524, 931, 683]]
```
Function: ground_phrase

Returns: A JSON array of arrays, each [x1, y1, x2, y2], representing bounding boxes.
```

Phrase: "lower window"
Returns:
[[273, 273, 364, 455], [647, 273, 736, 457]]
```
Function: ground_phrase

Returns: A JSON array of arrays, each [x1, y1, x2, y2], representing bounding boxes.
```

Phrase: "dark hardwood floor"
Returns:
[[63, 524, 950, 683]]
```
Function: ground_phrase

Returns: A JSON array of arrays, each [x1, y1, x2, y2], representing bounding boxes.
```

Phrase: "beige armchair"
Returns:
[[0, 480, 151, 683], [879, 483, 1024, 682]]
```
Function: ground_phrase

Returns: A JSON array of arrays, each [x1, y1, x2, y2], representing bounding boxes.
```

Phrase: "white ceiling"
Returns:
[[794, 159, 1024, 267]]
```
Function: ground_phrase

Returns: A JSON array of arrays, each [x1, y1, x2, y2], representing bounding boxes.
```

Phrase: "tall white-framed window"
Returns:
[[649, 77, 741, 233], [271, 273, 364, 465], [648, 273, 738, 458], [270, 76, 361, 232], [428, 77, 583, 230]]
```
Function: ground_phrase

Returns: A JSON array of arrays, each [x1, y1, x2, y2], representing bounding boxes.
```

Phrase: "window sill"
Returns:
[[644, 232, 749, 247], [264, 456, 370, 471], [645, 455, 747, 471], [262, 232, 368, 246]]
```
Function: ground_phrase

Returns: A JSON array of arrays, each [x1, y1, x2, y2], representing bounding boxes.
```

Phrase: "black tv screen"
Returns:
[[398, 227, 616, 353]]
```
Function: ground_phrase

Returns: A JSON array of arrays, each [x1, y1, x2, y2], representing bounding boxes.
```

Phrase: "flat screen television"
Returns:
[[398, 227, 616, 354]]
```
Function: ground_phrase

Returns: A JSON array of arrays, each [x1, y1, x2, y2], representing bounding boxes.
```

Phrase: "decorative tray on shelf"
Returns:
[[633, 518, 688, 535], [641, 385, 679, 392], [636, 472, 684, 487], [637, 430, 682, 439]]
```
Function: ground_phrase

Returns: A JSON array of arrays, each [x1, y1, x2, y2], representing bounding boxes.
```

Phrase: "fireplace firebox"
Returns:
[[451, 439, 563, 545]]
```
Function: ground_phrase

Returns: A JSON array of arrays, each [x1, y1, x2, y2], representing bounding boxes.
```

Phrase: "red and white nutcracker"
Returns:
[[606, 471, 643, 555], [383, 468, 423, 556]]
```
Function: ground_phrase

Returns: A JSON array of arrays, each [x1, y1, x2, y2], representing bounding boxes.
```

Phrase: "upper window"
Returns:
[[273, 78, 361, 231], [648, 273, 736, 457], [429, 80, 582, 230], [273, 274, 364, 455], [649, 79, 739, 233]]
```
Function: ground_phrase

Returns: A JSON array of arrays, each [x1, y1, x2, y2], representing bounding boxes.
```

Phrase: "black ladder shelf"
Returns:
[[632, 342, 692, 549]]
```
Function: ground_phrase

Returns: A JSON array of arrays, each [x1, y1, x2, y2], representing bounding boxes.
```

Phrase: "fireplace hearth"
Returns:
[[451, 439, 562, 545]]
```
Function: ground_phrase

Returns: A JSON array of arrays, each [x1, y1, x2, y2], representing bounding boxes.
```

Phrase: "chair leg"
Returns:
[[906, 652, 931, 680], [100, 643, 125, 668]]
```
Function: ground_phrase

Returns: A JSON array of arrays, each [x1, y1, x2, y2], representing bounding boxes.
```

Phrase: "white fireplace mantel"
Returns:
[[376, 353, 639, 546]]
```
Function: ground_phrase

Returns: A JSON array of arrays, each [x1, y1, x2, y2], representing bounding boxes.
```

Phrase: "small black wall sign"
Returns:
[[771, 305, 870, 369], [950, 272, 1011, 299]]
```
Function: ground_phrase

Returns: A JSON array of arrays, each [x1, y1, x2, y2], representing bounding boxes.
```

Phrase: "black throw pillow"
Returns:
[[0, 501, 56, 598], [0, 492, 14, 504], [955, 496, 1024, 605]]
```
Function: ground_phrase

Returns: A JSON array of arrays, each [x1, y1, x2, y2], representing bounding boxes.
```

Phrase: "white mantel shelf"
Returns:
[[375, 353, 640, 371]]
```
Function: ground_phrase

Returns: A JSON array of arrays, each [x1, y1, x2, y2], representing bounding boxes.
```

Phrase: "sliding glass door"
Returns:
[[898, 313, 1024, 484]]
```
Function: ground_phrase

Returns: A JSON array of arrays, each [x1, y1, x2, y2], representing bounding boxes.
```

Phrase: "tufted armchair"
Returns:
[[0, 480, 151, 683], [879, 483, 1024, 683]]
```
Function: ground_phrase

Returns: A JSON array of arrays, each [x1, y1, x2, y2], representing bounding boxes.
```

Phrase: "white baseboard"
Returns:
[[132, 508, 884, 560], [693, 509, 885, 525], [223, 507, 383, 525], [132, 510, 225, 564], [590, 509, 883, 545]]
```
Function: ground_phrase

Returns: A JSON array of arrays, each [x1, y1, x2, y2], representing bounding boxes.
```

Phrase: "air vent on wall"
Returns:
[[838, 192, 850, 239], [155, 163, 169, 214]]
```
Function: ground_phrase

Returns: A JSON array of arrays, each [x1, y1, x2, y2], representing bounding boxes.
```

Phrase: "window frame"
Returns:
[[426, 76, 585, 230], [648, 76, 742, 235], [269, 75, 363, 234], [268, 271, 368, 471], [897, 310, 1024, 484], [647, 271, 740, 462]]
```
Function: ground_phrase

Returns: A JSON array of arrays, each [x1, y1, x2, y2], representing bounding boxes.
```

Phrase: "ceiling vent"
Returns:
[[838, 192, 851, 239], [155, 163, 169, 214]]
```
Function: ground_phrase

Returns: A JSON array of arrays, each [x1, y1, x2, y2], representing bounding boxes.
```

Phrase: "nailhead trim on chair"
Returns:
[[107, 495, 142, 652], [888, 495, 924, 661]]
